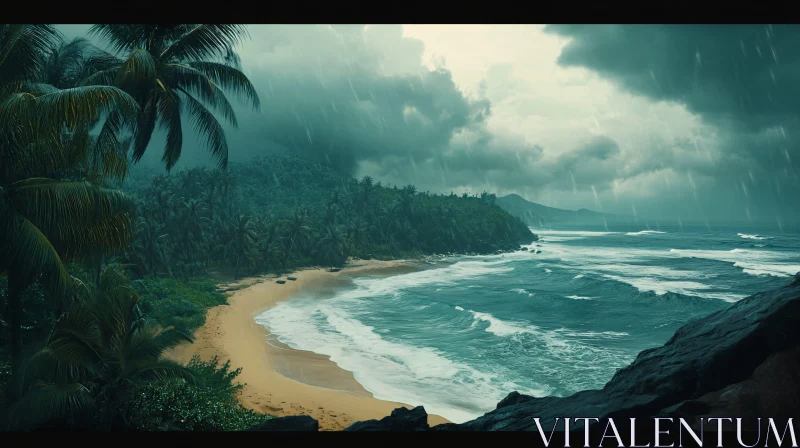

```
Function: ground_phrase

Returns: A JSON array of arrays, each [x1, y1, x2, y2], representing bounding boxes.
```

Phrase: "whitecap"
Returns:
[[669, 248, 800, 278], [738, 233, 769, 240], [626, 230, 666, 236], [468, 311, 535, 337], [601, 274, 743, 302], [511, 288, 536, 297]]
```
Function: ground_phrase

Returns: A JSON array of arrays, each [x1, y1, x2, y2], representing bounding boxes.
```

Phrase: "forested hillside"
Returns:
[[123, 153, 537, 280]]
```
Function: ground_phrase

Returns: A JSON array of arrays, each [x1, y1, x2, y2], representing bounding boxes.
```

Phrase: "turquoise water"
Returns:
[[256, 226, 800, 423]]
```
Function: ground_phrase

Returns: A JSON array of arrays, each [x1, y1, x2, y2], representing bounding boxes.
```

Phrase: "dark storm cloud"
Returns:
[[547, 25, 800, 132], [545, 24, 800, 222], [222, 24, 550, 193], [229, 67, 487, 172]]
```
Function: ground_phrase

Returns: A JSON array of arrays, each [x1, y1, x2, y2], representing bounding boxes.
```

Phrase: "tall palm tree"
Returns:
[[85, 24, 261, 171], [229, 215, 257, 280], [1, 24, 139, 381], [283, 208, 311, 265], [8, 264, 194, 430], [320, 226, 346, 266]]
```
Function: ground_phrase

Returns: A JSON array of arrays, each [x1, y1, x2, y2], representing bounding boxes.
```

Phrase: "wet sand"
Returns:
[[166, 260, 451, 431]]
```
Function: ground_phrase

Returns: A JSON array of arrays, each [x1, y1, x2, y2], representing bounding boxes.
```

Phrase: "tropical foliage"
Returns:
[[131, 277, 226, 335], [121, 153, 536, 280], [8, 264, 194, 430], [0, 23, 262, 431], [125, 356, 270, 431], [0, 24, 138, 381]]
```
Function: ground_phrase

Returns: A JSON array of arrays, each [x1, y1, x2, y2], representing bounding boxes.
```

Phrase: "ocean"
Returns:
[[255, 226, 800, 423]]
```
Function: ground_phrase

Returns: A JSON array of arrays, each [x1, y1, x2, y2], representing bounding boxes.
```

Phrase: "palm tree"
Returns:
[[229, 215, 257, 280], [8, 264, 194, 430], [39, 37, 117, 90], [1, 25, 140, 381], [85, 24, 261, 171], [346, 216, 368, 255], [320, 226, 346, 266], [283, 209, 311, 266], [255, 215, 280, 272], [360, 175, 373, 214]]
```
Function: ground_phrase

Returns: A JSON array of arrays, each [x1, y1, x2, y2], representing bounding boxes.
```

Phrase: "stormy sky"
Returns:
[[56, 25, 800, 226]]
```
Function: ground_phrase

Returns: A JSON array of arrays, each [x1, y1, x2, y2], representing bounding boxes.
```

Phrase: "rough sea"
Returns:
[[255, 225, 800, 423]]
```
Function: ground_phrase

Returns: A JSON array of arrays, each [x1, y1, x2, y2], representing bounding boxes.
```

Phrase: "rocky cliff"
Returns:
[[250, 274, 800, 431]]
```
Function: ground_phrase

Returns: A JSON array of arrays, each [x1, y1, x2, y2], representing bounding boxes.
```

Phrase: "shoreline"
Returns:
[[165, 259, 452, 431]]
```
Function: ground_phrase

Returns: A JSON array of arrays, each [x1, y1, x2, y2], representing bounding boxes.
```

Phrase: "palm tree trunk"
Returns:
[[95, 255, 105, 286], [234, 254, 241, 280], [7, 276, 23, 396], [285, 237, 296, 264]]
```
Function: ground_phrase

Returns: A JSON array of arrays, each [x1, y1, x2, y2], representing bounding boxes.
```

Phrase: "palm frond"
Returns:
[[44, 306, 105, 367], [40, 37, 90, 88], [9, 178, 134, 233], [181, 88, 228, 169], [87, 25, 147, 55], [131, 92, 157, 163], [89, 111, 130, 181], [80, 67, 117, 87], [130, 359, 197, 386], [1, 213, 70, 296], [115, 48, 156, 87], [0, 122, 70, 183], [30, 85, 139, 131], [0, 25, 60, 88], [156, 88, 182, 171], [20, 82, 59, 95], [46, 212, 134, 261], [159, 24, 249, 62], [174, 79, 237, 127], [8, 383, 93, 430], [187, 61, 260, 110]]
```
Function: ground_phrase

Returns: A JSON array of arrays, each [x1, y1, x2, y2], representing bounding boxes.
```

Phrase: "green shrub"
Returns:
[[125, 356, 270, 431], [132, 278, 227, 334], [187, 356, 245, 403]]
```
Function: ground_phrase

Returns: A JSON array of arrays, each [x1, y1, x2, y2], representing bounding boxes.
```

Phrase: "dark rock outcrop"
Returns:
[[248, 415, 319, 431], [659, 345, 800, 431], [344, 406, 430, 431], [434, 274, 800, 430]]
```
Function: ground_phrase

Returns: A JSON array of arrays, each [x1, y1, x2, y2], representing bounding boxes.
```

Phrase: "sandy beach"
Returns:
[[166, 259, 451, 431]]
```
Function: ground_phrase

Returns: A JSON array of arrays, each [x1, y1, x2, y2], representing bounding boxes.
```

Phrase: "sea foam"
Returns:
[[258, 298, 548, 424]]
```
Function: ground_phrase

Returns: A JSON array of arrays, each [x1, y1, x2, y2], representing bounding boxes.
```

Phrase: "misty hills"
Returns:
[[496, 193, 635, 227]]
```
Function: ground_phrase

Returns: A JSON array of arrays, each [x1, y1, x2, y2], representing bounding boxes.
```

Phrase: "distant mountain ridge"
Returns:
[[496, 193, 635, 226]]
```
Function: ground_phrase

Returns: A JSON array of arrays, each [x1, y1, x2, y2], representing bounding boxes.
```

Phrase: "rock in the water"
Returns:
[[435, 277, 800, 431], [344, 406, 429, 431], [248, 416, 319, 431], [496, 391, 537, 409]]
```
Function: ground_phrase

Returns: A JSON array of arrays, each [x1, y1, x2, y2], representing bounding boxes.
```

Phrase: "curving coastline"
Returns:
[[165, 259, 451, 431]]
